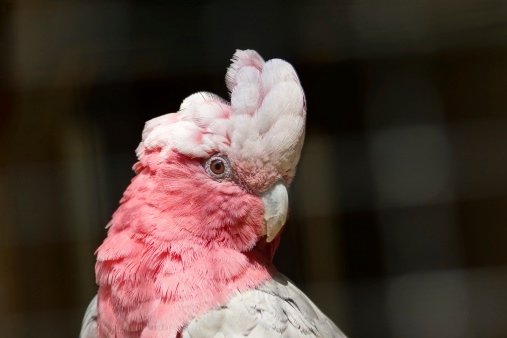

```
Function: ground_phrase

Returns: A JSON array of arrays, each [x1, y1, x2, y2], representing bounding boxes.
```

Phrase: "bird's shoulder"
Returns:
[[80, 295, 98, 338], [79, 274, 347, 338], [182, 272, 346, 338]]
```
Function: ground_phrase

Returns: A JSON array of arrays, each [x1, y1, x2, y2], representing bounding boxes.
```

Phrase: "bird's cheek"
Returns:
[[219, 192, 265, 251]]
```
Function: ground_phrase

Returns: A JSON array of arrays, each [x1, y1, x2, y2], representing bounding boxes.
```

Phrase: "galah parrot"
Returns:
[[80, 49, 346, 338]]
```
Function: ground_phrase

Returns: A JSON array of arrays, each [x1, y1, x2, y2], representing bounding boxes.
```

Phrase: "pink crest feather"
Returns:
[[136, 49, 305, 190]]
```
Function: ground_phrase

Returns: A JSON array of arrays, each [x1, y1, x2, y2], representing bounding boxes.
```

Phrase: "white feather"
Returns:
[[226, 50, 265, 93], [231, 82, 261, 116], [79, 295, 98, 338], [180, 92, 227, 111], [236, 66, 261, 86], [261, 59, 300, 94], [181, 273, 346, 337]]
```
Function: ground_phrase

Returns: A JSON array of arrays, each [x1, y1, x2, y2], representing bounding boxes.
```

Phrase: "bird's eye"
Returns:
[[210, 159, 225, 174], [204, 154, 232, 180]]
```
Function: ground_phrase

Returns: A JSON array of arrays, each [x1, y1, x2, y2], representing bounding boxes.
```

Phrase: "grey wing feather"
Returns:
[[80, 295, 98, 338], [182, 272, 347, 338]]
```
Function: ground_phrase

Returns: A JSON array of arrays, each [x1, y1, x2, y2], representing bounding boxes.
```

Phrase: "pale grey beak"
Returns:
[[260, 181, 289, 242]]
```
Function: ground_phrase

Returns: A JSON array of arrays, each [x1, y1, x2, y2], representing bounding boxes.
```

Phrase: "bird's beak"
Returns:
[[260, 181, 289, 242]]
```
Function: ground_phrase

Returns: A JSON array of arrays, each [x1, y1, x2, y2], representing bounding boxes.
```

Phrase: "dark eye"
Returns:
[[204, 154, 232, 180]]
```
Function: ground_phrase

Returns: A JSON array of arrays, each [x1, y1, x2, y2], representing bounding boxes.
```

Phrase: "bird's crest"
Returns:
[[136, 50, 306, 184]]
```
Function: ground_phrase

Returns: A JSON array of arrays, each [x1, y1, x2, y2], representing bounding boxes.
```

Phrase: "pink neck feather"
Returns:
[[95, 151, 278, 337]]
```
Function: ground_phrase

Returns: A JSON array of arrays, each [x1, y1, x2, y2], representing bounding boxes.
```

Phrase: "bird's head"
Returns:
[[125, 50, 306, 255]]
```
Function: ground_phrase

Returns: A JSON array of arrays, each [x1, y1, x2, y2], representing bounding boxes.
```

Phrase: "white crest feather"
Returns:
[[136, 49, 306, 178]]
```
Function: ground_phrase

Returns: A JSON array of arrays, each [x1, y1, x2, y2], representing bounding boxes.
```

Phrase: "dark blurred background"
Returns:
[[1, 1, 507, 337]]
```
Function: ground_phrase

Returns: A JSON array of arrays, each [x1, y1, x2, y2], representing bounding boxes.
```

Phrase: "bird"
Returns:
[[80, 49, 346, 337]]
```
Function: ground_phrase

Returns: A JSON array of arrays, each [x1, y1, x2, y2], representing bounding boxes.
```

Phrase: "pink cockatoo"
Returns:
[[80, 50, 345, 337]]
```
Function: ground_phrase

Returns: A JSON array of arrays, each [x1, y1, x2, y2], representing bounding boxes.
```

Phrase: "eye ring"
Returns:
[[204, 154, 232, 180]]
